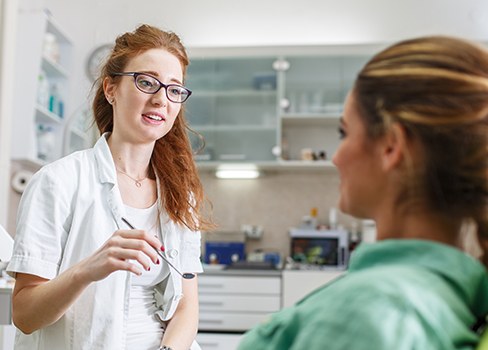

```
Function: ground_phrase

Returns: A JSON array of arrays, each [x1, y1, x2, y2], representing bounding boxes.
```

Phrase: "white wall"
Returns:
[[42, 0, 488, 116], [0, 0, 18, 227]]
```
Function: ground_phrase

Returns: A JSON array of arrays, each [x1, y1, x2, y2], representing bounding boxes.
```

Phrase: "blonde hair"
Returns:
[[354, 36, 488, 267]]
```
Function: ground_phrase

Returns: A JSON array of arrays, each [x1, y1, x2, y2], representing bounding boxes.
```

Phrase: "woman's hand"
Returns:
[[12, 228, 163, 334], [77, 228, 163, 282]]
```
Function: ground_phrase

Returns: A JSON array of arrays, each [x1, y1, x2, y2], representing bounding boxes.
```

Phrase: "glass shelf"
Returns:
[[192, 124, 276, 132], [192, 89, 276, 98], [41, 55, 69, 78], [35, 104, 63, 125], [281, 114, 341, 127]]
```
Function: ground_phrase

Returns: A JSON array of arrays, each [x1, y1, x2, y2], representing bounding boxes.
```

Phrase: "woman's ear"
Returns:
[[103, 77, 116, 103], [381, 122, 409, 171]]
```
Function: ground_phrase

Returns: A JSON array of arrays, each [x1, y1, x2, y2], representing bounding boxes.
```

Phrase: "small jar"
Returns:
[[43, 33, 60, 62]]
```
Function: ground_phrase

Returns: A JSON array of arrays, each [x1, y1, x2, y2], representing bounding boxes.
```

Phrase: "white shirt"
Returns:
[[125, 203, 170, 350], [7, 134, 203, 350]]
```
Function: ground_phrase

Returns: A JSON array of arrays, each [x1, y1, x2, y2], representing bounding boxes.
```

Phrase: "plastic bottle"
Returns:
[[37, 124, 55, 161], [328, 207, 338, 230], [43, 32, 60, 62], [310, 207, 318, 229], [348, 222, 361, 252], [37, 70, 50, 108], [362, 220, 377, 243], [49, 84, 63, 117]]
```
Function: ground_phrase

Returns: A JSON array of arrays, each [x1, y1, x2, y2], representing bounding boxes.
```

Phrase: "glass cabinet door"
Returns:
[[185, 57, 278, 164], [279, 55, 370, 164]]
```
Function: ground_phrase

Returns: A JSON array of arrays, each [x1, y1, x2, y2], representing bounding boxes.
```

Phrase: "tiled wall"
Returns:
[[199, 169, 357, 259]]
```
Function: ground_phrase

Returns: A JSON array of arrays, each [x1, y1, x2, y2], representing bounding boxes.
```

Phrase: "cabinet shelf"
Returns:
[[193, 124, 276, 132], [281, 113, 340, 127], [196, 160, 337, 171], [277, 159, 336, 169], [41, 55, 69, 78], [69, 127, 88, 139], [35, 105, 63, 124], [193, 89, 277, 98], [45, 14, 73, 45]]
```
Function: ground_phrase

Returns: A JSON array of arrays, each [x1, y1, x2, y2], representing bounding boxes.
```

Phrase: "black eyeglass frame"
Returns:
[[112, 72, 192, 103]]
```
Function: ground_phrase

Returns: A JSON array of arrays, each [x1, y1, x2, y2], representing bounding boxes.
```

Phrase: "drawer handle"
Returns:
[[200, 301, 224, 306], [200, 319, 224, 324], [199, 284, 224, 288]]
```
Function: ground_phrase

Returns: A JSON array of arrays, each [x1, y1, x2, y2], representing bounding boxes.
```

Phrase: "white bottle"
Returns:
[[362, 220, 377, 243], [37, 124, 55, 161], [43, 32, 59, 62], [37, 70, 50, 108], [328, 207, 338, 230]]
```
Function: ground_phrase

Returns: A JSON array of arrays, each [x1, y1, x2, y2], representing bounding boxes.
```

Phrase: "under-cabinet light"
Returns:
[[215, 165, 260, 179]]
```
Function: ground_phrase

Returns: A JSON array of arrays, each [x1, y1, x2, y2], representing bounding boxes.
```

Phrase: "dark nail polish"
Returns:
[[156, 259, 160, 264], [161, 245, 165, 252]]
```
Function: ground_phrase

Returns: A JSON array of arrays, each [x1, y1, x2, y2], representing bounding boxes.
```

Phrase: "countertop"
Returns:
[[201, 264, 345, 277], [202, 266, 282, 277]]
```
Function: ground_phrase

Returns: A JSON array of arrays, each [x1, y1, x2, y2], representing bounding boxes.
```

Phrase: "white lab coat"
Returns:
[[7, 134, 203, 350]]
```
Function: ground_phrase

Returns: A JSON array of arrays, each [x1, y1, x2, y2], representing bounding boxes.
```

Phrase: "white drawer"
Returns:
[[196, 333, 243, 350], [199, 311, 271, 331], [200, 294, 280, 312], [199, 275, 281, 294]]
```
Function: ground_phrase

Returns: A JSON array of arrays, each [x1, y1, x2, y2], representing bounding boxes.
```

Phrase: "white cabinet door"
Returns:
[[196, 332, 243, 350], [282, 270, 344, 308]]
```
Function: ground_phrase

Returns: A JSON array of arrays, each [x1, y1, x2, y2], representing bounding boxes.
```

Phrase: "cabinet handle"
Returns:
[[200, 301, 224, 306], [200, 319, 224, 324]]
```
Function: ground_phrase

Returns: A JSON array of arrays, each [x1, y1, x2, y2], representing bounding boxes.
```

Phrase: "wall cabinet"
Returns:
[[11, 9, 91, 167], [186, 57, 278, 164], [278, 55, 369, 166], [186, 47, 374, 170]]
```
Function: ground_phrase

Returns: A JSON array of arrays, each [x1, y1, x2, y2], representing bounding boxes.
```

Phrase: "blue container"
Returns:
[[204, 241, 245, 265]]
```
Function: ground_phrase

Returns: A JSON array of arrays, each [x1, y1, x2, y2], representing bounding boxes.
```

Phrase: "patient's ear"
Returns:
[[381, 123, 408, 171]]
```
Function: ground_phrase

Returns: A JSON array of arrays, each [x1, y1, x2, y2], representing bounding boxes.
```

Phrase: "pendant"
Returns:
[[135, 181, 142, 187]]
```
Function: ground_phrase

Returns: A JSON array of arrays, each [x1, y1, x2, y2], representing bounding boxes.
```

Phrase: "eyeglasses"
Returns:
[[113, 72, 192, 103]]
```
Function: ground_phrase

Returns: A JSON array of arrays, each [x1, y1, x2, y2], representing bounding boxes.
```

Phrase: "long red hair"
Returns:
[[92, 24, 213, 231]]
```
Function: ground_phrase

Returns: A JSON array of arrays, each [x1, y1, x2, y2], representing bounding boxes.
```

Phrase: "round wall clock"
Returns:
[[85, 44, 113, 82]]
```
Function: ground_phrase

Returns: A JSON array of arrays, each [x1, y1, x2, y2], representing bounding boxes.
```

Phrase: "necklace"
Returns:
[[116, 168, 148, 188]]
